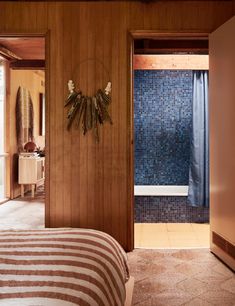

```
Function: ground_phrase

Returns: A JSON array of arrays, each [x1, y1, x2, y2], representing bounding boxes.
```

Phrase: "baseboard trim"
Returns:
[[211, 231, 235, 271], [212, 231, 235, 260]]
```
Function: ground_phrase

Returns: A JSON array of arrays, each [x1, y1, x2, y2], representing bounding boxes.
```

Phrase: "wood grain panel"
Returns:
[[0, 1, 234, 250], [78, 2, 88, 229], [70, 4, 81, 227], [209, 16, 235, 270], [94, 2, 105, 231], [134, 54, 209, 70], [62, 2, 72, 227], [110, 1, 121, 241], [46, 2, 64, 227]]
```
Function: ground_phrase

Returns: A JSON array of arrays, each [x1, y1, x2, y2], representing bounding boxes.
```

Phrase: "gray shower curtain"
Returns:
[[188, 71, 209, 207]]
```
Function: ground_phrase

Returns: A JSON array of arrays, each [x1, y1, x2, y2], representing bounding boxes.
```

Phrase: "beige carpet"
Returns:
[[0, 185, 44, 230], [127, 249, 235, 306]]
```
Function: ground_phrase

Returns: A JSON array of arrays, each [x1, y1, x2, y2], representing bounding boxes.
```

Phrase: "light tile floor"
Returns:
[[135, 223, 210, 248]]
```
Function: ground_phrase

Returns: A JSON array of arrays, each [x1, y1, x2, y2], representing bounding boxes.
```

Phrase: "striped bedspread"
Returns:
[[0, 228, 129, 306]]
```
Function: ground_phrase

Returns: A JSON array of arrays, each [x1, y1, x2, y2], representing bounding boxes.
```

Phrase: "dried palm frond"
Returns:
[[64, 80, 112, 142]]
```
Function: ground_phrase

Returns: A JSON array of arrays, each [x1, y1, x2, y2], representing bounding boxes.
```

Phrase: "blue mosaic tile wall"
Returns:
[[134, 70, 193, 185], [135, 196, 209, 223]]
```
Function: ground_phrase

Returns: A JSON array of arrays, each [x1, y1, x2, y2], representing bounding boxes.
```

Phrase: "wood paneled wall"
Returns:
[[0, 1, 234, 250], [209, 16, 235, 270]]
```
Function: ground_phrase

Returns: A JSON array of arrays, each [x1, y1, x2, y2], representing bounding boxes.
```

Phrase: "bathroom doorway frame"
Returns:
[[0, 31, 50, 227], [128, 30, 209, 250]]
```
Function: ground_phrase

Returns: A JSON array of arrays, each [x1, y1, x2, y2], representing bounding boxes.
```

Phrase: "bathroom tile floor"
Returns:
[[135, 223, 210, 248]]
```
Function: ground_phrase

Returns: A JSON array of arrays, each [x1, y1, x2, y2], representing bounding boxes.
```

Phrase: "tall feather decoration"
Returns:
[[16, 87, 34, 152]]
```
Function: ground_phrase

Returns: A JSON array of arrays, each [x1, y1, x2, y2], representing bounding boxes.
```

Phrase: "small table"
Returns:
[[19, 155, 45, 198]]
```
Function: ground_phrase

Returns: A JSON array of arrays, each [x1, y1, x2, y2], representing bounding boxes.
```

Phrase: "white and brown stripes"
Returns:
[[0, 229, 128, 275], [0, 229, 129, 306]]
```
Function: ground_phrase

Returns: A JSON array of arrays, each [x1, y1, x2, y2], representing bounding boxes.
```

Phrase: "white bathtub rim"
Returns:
[[134, 185, 189, 196]]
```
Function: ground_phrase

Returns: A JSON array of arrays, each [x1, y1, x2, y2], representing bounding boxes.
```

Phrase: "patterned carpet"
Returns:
[[127, 249, 235, 306]]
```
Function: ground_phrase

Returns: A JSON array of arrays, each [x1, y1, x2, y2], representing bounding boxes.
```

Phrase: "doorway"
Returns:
[[130, 33, 210, 248], [0, 62, 8, 202], [0, 34, 47, 229]]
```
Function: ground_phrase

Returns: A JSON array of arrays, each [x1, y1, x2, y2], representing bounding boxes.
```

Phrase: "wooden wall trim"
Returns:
[[211, 243, 235, 271], [127, 32, 134, 251], [10, 60, 45, 69], [4, 61, 11, 199], [134, 54, 209, 70], [44, 30, 50, 228], [212, 231, 235, 260], [130, 30, 209, 40]]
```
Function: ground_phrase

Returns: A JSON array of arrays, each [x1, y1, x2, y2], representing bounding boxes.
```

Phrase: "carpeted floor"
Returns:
[[0, 185, 45, 230], [127, 249, 235, 306]]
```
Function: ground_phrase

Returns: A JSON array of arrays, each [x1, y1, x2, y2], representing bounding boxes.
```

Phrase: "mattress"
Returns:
[[0, 228, 129, 306]]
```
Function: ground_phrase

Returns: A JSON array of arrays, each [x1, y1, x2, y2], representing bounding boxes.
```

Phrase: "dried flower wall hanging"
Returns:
[[65, 80, 112, 142]]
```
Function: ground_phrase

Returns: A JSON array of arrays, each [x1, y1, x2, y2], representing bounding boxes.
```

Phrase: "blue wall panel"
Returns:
[[134, 70, 193, 185], [135, 196, 209, 223]]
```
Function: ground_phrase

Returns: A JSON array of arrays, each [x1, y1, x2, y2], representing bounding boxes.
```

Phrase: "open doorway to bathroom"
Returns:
[[132, 36, 210, 248], [0, 35, 46, 229]]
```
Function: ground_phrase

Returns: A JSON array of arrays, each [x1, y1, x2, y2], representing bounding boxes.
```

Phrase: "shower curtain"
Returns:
[[188, 71, 209, 207]]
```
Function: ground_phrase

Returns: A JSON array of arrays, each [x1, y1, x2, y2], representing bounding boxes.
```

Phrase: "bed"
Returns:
[[0, 228, 134, 306]]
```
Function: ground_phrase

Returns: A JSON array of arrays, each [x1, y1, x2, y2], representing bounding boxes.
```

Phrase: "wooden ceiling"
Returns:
[[0, 37, 45, 60], [0, 37, 45, 69]]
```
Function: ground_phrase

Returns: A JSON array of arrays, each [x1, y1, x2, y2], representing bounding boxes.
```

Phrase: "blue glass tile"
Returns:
[[134, 70, 193, 185]]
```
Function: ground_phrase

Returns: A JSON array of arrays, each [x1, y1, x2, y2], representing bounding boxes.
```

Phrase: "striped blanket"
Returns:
[[0, 229, 129, 306]]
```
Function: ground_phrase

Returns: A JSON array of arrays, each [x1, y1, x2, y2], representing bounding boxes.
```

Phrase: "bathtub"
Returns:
[[134, 185, 188, 196]]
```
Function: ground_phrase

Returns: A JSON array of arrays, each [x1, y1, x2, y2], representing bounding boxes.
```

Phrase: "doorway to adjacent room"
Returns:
[[129, 33, 210, 248], [0, 34, 47, 229]]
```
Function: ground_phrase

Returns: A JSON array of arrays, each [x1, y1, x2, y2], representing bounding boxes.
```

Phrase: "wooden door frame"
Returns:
[[0, 31, 50, 227], [127, 30, 209, 251]]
